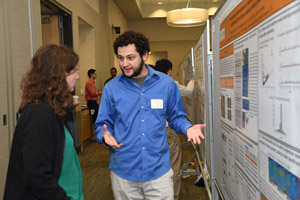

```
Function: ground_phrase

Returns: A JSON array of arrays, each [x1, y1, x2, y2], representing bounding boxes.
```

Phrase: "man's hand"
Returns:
[[73, 102, 80, 107], [102, 124, 123, 148], [189, 78, 196, 85], [187, 124, 206, 144]]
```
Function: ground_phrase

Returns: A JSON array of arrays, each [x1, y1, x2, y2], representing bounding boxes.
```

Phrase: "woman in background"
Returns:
[[4, 44, 84, 200]]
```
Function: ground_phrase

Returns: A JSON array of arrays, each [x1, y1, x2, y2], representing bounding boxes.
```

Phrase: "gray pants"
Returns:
[[110, 169, 174, 200]]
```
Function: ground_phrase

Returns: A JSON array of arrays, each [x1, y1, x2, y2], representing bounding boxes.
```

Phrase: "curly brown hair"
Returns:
[[113, 31, 150, 57], [19, 44, 79, 118]]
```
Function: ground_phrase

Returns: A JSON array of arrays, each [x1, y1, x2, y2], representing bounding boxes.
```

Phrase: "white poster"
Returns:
[[217, 0, 299, 199]]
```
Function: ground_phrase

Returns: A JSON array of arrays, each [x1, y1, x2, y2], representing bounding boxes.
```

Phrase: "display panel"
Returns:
[[213, 0, 300, 199], [182, 49, 195, 123]]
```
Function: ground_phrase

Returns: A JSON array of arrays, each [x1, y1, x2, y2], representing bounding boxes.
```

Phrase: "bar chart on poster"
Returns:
[[212, 0, 300, 199]]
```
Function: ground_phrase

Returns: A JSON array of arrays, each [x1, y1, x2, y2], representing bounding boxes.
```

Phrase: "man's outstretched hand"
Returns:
[[103, 124, 123, 148], [187, 124, 206, 144]]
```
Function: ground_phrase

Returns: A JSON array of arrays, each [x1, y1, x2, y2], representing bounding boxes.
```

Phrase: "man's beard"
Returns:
[[121, 59, 144, 78]]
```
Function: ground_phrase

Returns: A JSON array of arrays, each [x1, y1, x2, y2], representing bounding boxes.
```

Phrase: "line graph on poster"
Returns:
[[279, 78, 300, 93], [279, 62, 300, 69], [261, 54, 274, 86], [279, 43, 300, 55]]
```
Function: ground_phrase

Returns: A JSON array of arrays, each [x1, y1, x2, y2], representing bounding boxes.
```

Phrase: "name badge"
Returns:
[[151, 99, 163, 109]]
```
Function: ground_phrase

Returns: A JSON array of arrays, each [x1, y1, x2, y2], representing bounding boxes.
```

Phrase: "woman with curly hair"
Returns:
[[4, 44, 84, 200]]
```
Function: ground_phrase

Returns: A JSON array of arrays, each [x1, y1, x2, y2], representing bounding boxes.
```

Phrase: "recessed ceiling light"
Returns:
[[157, 2, 163, 5]]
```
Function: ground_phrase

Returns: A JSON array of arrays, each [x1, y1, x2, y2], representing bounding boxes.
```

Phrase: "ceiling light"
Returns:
[[167, 8, 208, 27], [157, 2, 163, 5]]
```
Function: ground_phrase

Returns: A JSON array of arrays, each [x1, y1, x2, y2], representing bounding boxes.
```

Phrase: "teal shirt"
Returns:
[[58, 126, 84, 200]]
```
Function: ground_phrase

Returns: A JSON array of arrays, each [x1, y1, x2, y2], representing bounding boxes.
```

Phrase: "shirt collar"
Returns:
[[88, 78, 95, 83], [146, 64, 159, 77]]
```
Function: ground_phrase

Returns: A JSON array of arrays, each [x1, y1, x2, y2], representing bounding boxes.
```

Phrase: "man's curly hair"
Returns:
[[113, 31, 150, 57], [19, 44, 79, 118]]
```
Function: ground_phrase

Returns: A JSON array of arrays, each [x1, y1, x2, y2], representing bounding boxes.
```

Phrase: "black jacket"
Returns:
[[4, 102, 75, 200]]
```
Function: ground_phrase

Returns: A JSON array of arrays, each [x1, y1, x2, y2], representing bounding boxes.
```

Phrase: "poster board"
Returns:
[[193, 24, 211, 171], [182, 49, 195, 123], [212, 0, 300, 199]]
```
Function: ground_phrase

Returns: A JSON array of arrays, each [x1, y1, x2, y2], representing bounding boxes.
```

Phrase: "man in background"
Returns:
[[85, 69, 102, 123], [156, 58, 195, 200], [104, 67, 117, 85]]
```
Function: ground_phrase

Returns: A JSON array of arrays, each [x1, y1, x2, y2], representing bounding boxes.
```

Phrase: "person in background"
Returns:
[[4, 44, 84, 200], [155, 58, 195, 200], [94, 30, 205, 199], [104, 67, 117, 85], [85, 69, 102, 123]]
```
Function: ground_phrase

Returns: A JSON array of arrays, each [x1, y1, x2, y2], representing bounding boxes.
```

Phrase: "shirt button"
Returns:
[[140, 93, 143, 95], [141, 106, 144, 109], [142, 147, 145, 150], [142, 120, 144, 122], [142, 133, 145, 136]]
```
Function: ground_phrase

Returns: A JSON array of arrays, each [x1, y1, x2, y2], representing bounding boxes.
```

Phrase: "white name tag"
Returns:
[[151, 99, 163, 109]]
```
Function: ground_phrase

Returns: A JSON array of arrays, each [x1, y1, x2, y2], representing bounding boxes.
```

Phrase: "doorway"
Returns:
[[40, 0, 73, 47]]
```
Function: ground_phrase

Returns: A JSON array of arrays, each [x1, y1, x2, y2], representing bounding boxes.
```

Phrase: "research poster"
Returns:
[[194, 35, 205, 125], [177, 62, 184, 86], [218, 0, 299, 199], [193, 29, 209, 163], [182, 49, 195, 123]]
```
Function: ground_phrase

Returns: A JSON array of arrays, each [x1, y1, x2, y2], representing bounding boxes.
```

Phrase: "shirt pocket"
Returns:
[[145, 95, 167, 119]]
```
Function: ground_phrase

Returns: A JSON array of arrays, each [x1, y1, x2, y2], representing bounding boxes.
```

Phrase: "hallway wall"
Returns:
[[0, 1, 42, 198], [128, 18, 205, 83], [108, 0, 128, 76], [56, 0, 110, 99]]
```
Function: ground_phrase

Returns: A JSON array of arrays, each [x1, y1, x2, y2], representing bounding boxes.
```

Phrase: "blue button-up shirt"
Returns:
[[95, 65, 192, 182]]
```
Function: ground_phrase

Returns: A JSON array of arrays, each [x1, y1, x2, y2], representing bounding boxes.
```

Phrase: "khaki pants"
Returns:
[[167, 128, 182, 200], [110, 169, 174, 200]]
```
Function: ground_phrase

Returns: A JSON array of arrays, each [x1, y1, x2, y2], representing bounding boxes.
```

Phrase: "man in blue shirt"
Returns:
[[94, 31, 206, 199]]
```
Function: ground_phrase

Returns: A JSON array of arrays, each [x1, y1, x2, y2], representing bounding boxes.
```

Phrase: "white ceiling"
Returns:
[[113, 0, 225, 20]]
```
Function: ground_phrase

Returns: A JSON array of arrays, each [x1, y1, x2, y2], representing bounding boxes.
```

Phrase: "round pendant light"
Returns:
[[167, 8, 208, 27]]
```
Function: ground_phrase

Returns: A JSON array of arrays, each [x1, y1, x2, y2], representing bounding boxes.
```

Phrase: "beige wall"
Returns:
[[128, 18, 204, 83], [56, 0, 109, 96], [0, 0, 42, 198], [78, 18, 95, 105], [108, 0, 128, 77], [56, 0, 128, 97], [128, 18, 204, 42], [150, 41, 197, 83], [147, 51, 167, 66], [84, 0, 100, 14]]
